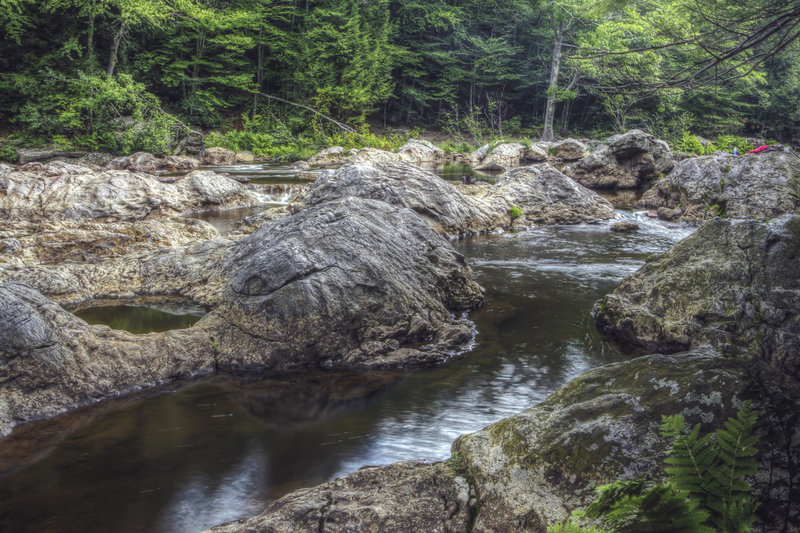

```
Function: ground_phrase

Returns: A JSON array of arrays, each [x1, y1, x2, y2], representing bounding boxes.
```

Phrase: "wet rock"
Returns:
[[564, 129, 674, 189], [0, 281, 215, 436], [455, 348, 800, 532], [397, 139, 445, 165], [291, 160, 311, 171], [657, 206, 682, 221], [552, 139, 589, 160], [298, 162, 614, 237], [610, 221, 639, 233], [0, 163, 267, 222], [475, 143, 525, 171], [639, 151, 800, 223], [202, 196, 483, 372], [594, 215, 800, 377], [206, 462, 472, 533], [202, 147, 236, 166]]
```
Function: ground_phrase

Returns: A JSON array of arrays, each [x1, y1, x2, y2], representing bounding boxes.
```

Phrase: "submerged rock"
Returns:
[[639, 150, 800, 223], [564, 129, 674, 189], [0, 163, 267, 222], [594, 215, 800, 377], [202, 196, 484, 372], [298, 162, 614, 236], [207, 462, 472, 533]]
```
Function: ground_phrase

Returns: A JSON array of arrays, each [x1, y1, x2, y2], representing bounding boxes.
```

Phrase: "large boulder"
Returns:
[[552, 139, 589, 161], [594, 215, 800, 377], [347, 147, 401, 164], [563, 129, 674, 189], [0, 163, 267, 222], [0, 281, 215, 436], [207, 462, 472, 533], [491, 165, 616, 225], [201, 196, 484, 372], [475, 142, 525, 171], [397, 139, 445, 165], [454, 348, 799, 532], [297, 162, 614, 237], [108, 151, 159, 172], [308, 146, 347, 168], [639, 150, 800, 223], [201, 147, 237, 166]]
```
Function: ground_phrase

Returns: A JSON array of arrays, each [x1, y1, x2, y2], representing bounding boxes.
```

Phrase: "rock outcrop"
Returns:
[[639, 150, 800, 223], [594, 215, 800, 377], [397, 139, 445, 165], [475, 142, 525, 171], [201, 196, 483, 372], [202, 147, 237, 165], [563, 129, 674, 189], [552, 139, 589, 160], [0, 162, 268, 222], [297, 162, 615, 236], [0, 281, 215, 436], [207, 462, 473, 533]]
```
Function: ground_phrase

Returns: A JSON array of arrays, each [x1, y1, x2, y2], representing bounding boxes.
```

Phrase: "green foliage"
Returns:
[[509, 206, 522, 220], [445, 450, 468, 474], [563, 402, 760, 533], [438, 140, 475, 154], [0, 144, 18, 162], [547, 519, 612, 533], [715, 135, 753, 153]]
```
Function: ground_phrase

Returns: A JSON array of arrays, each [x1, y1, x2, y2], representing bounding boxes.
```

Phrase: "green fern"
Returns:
[[558, 402, 760, 533]]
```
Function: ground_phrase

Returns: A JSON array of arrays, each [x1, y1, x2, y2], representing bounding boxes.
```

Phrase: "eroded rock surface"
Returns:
[[639, 150, 800, 223], [564, 129, 674, 189], [202, 147, 237, 165], [475, 143, 525, 171], [202, 196, 483, 372], [397, 139, 445, 165], [298, 162, 614, 236], [594, 215, 800, 377], [207, 462, 472, 533], [455, 349, 799, 532], [0, 282, 215, 435], [0, 162, 267, 222]]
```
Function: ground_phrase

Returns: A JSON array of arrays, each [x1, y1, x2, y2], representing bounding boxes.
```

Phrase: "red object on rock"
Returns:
[[748, 145, 769, 154]]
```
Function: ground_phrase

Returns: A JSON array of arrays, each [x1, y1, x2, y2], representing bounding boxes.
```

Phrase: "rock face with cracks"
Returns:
[[0, 197, 483, 431], [563, 129, 674, 190], [297, 162, 615, 236], [202, 196, 484, 372], [593, 215, 800, 378], [206, 461, 472, 533], [639, 150, 800, 223]]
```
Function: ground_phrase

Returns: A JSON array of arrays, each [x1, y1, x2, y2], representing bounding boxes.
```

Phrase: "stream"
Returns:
[[0, 164, 694, 533]]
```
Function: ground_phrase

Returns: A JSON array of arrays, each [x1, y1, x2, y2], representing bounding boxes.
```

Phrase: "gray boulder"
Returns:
[[564, 129, 674, 189], [207, 462, 472, 533], [475, 142, 525, 171], [0, 281, 214, 435], [594, 215, 800, 377], [202, 147, 236, 166], [202, 196, 483, 372], [639, 150, 800, 223], [298, 162, 614, 237], [552, 139, 589, 160], [108, 151, 159, 172], [308, 146, 347, 168], [397, 139, 445, 165]]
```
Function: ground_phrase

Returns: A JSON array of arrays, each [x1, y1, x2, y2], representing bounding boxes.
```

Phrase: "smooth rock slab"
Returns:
[[594, 215, 800, 378]]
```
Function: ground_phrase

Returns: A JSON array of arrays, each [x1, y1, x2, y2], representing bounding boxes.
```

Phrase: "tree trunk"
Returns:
[[252, 26, 264, 118], [541, 19, 564, 142], [106, 22, 127, 77]]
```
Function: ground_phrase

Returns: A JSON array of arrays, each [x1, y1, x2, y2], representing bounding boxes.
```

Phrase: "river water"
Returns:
[[0, 164, 694, 533]]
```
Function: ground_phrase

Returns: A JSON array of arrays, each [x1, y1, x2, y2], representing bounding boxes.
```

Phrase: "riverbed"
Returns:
[[0, 164, 694, 532]]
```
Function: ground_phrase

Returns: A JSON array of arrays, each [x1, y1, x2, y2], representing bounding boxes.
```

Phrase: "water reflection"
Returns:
[[74, 303, 205, 334], [0, 211, 694, 533]]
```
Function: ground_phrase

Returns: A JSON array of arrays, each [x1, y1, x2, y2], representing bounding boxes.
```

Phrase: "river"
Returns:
[[0, 164, 694, 532]]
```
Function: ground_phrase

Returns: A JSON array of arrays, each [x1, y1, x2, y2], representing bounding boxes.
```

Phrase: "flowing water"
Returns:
[[0, 163, 696, 532]]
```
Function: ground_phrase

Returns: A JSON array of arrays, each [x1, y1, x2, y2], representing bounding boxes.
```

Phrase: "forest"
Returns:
[[0, 0, 798, 160]]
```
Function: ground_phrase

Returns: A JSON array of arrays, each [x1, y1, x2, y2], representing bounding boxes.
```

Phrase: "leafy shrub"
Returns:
[[0, 144, 18, 162], [509, 206, 522, 220], [715, 135, 753, 153]]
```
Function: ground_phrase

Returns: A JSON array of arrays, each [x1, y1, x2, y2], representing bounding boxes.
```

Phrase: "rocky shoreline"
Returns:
[[2, 130, 799, 531]]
